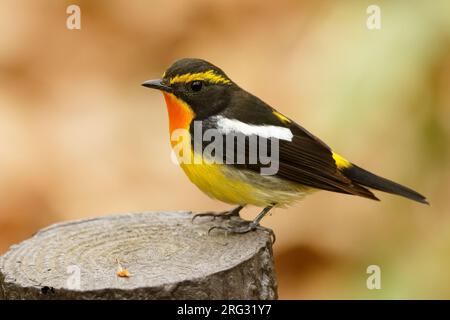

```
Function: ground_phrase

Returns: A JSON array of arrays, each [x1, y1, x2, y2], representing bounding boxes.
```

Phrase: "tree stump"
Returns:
[[0, 212, 277, 299]]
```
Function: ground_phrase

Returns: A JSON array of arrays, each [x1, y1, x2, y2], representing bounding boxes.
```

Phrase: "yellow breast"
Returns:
[[176, 146, 307, 207], [163, 92, 308, 207]]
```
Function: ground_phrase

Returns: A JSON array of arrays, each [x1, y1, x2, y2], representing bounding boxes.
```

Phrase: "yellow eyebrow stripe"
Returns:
[[169, 70, 231, 85], [332, 152, 352, 169]]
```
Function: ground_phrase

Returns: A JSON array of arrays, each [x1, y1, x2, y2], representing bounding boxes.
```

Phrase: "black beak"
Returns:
[[141, 79, 172, 92]]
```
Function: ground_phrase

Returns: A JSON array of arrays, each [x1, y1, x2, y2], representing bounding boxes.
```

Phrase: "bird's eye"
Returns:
[[190, 80, 203, 92]]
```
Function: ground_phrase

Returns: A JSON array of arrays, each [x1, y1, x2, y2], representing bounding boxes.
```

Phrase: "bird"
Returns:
[[142, 58, 428, 237]]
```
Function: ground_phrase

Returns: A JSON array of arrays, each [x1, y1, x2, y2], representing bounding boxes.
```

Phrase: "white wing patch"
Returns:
[[214, 116, 293, 141]]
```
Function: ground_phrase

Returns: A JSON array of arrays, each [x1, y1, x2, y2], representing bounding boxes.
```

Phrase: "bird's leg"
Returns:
[[192, 205, 245, 222], [208, 205, 276, 243]]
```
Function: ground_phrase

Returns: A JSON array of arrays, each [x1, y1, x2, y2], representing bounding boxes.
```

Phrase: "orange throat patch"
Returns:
[[163, 93, 194, 139]]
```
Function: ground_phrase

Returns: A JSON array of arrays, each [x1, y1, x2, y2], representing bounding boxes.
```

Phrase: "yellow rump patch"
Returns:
[[273, 111, 291, 123], [169, 70, 231, 85], [332, 152, 352, 169]]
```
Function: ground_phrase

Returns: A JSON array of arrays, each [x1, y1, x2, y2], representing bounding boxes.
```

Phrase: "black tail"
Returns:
[[342, 164, 429, 204]]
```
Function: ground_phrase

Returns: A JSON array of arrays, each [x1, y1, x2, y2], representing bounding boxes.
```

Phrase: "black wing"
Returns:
[[193, 90, 378, 200], [273, 126, 378, 199]]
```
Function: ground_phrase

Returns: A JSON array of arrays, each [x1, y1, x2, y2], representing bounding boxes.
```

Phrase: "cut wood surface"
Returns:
[[0, 212, 277, 299]]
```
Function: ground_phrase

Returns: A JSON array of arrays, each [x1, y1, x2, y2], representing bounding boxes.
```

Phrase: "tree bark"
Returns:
[[0, 212, 277, 299]]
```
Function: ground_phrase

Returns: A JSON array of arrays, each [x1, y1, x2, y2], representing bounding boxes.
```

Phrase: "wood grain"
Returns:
[[0, 212, 277, 299]]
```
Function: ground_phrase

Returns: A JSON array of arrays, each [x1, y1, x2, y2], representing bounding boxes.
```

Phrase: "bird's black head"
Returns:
[[142, 58, 236, 119]]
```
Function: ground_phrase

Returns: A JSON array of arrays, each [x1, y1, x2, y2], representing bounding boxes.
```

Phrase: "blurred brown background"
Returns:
[[0, 0, 449, 299]]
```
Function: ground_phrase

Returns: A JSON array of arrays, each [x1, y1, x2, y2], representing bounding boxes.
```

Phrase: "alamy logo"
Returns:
[[66, 265, 81, 290], [366, 5, 381, 30], [170, 120, 286, 176], [66, 5, 81, 30], [366, 265, 381, 290]]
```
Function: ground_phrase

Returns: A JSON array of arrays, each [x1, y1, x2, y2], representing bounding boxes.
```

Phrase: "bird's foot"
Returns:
[[192, 206, 243, 223], [208, 221, 276, 244]]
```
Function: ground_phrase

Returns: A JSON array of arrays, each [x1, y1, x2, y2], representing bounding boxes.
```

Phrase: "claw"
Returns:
[[207, 222, 276, 244], [208, 225, 227, 235], [192, 206, 243, 223], [192, 212, 222, 223], [256, 225, 276, 244], [208, 223, 254, 235]]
